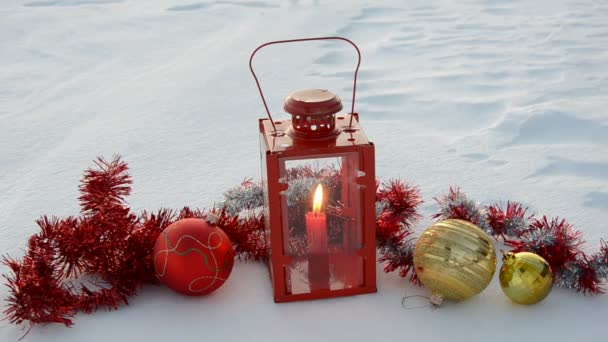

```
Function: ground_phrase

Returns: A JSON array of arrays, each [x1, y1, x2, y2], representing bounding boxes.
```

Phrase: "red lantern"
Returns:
[[250, 37, 376, 302]]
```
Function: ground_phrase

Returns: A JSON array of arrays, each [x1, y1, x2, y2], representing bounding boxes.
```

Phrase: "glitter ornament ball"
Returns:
[[414, 219, 497, 305], [154, 217, 235, 296], [499, 251, 553, 305]]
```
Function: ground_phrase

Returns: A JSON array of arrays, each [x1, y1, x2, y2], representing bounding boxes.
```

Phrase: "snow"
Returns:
[[1, 0, 607, 340]]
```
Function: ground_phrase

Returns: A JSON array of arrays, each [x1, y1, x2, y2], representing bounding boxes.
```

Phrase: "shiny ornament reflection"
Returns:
[[414, 219, 497, 305], [499, 251, 553, 305]]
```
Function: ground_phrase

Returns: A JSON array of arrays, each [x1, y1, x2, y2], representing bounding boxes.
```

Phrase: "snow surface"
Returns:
[[1, 0, 608, 340]]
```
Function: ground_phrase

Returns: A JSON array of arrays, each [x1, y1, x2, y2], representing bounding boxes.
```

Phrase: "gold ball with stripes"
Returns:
[[414, 219, 497, 304]]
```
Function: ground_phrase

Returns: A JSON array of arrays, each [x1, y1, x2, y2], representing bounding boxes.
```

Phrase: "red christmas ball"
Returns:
[[153, 218, 235, 296]]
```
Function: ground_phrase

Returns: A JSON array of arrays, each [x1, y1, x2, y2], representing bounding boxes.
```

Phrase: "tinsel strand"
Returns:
[[3, 156, 607, 330], [432, 187, 492, 234], [436, 189, 607, 294], [1, 157, 270, 331], [375, 180, 423, 281]]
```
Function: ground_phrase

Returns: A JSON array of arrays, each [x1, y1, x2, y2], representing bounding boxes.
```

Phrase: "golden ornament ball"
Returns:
[[414, 219, 497, 305], [499, 251, 553, 305]]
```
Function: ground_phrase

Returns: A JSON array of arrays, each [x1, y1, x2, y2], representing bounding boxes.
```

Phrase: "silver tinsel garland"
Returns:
[[434, 189, 493, 234], [221, 180, 264, 216], [555, 262, 587, 290], [501, 215, 529, 237], [279, 176, 336, 207], [221, 180, 607, 292], [375, 198, 390, 218], [555, 250, 608, 291], [517, 228, 557, 250], [221, 176, 337, 215]]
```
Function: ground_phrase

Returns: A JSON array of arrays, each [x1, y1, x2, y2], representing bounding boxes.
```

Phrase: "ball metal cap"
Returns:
[[284, 89, 343, 116]]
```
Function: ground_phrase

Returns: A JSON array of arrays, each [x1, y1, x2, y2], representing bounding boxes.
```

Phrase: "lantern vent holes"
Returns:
[[287, 112, 339, 139]]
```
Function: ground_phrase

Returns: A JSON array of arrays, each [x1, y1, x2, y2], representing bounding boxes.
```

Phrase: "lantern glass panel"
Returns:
[[279, 154, 365, 295]]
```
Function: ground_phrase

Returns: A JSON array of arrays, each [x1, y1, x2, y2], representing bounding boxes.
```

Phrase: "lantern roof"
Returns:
[[283, 89, 343, 117]]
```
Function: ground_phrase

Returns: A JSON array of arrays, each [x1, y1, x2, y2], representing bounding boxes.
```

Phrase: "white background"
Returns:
[[1, 0, 607, 341]]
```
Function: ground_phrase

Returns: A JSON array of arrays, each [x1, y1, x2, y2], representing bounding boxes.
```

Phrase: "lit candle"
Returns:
[[306, 184, 330, 291], [306, 184, 327, 252]]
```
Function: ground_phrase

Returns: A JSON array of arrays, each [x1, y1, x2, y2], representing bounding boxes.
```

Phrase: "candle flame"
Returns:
[[313, 184, 323, 214]]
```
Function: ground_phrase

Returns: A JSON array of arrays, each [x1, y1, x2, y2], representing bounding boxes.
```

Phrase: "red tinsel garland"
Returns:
[[506, 217, 583, 274], [2, 156, 265, 331], [375, 180, 423, 281], [3, 157, 607, 331]]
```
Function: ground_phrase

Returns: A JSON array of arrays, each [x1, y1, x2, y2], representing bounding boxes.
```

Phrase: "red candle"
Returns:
[[306, 184, 327, 252], [306, 184, 330, 291]]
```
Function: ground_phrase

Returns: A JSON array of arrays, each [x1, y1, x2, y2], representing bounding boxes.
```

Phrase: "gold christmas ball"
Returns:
[[499, 251, 553, 305], [414, 219, 497, 304]]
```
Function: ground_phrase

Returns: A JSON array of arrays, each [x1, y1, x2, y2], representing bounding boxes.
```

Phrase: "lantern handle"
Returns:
[[249, 36, 361, 132]]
